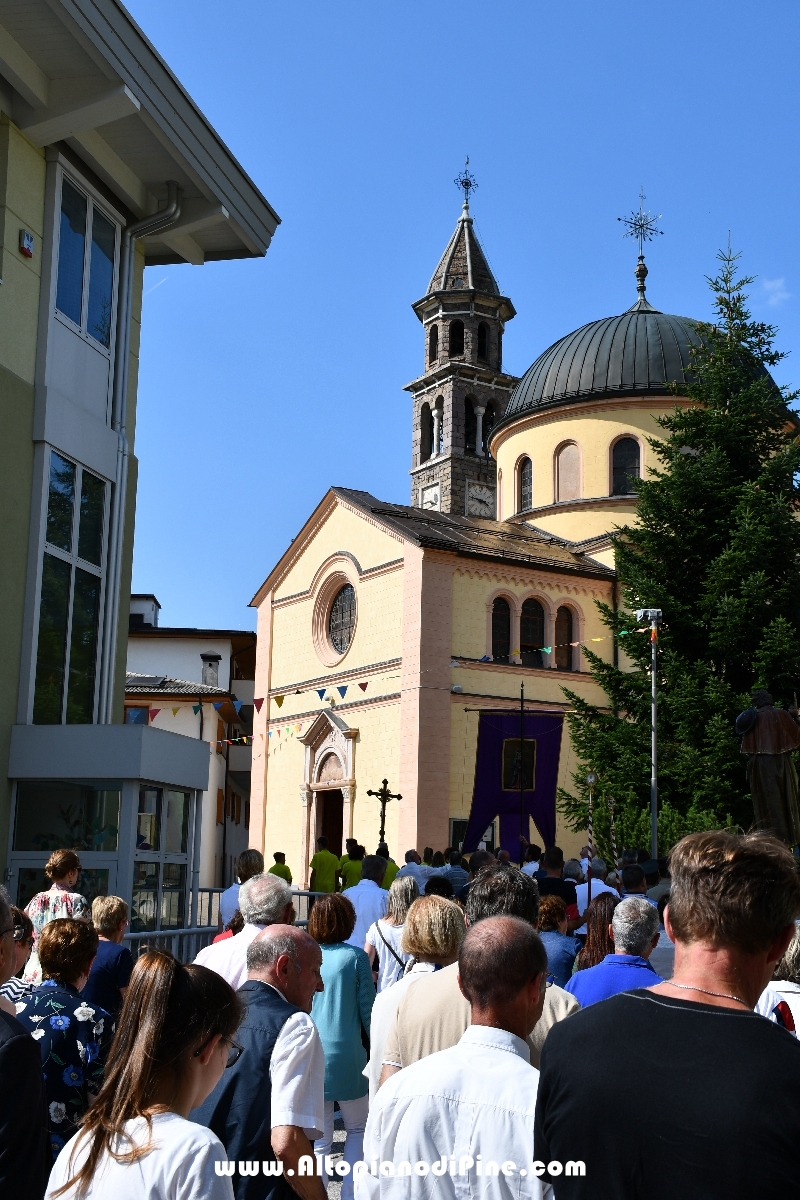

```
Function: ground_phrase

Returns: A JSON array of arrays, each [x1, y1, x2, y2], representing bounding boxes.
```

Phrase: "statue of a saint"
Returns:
[[736, 689, 800, 845]]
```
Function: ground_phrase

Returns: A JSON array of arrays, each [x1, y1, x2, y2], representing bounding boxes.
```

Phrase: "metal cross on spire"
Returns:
[[454, 158, 478, 209], [618, 188, 663, 255], [618, 188, 663, 303]]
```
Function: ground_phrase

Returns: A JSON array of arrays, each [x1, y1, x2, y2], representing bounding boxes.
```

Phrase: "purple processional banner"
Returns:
[[462, 710, 564, 854]]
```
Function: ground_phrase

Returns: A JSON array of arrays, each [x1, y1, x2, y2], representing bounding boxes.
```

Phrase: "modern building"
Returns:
[[248, 199, 701, 885], [1, 0, 278, 924], [126, 595, 256, 898]]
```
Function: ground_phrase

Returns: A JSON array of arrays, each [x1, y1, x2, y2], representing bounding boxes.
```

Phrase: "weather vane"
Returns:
[[455, 158, 477, 208], [618, 188, 663, 256], [618, 188, 663, 303]]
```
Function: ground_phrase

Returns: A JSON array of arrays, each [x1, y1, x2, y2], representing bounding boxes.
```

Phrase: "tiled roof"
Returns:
[[333, 489, 615, 579], [427, 204, 499, 296], [125, 672, 228, 697]]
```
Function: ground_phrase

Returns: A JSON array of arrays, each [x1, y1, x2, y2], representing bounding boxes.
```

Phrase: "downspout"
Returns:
[[98, 183, 183, 722], [190, 695, 205, 927]]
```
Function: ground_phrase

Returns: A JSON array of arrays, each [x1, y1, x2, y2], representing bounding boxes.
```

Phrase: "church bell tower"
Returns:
[[406, 169, 517, 518]]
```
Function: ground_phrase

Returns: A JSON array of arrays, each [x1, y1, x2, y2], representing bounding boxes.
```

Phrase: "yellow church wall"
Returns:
[[273, 502, 403, 601]]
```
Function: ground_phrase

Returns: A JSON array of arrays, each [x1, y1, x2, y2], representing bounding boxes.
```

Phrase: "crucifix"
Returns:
[[366, 778, 402, 843]]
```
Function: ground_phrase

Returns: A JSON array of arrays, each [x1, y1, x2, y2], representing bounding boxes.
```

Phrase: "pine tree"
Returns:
[[559, 248, 800, 858]]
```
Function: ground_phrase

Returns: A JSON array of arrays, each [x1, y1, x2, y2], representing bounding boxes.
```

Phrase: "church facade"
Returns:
[[248, 204, 699, 884]]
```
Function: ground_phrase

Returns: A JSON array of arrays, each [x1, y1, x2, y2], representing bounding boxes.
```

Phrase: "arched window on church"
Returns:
[[428, 324, 438, 365], [521, 598, 545, 668], [449, 320, 465, 357], [518, 457, 532, 512], [497, 328, 503, 370], [477, 322, 488, 361], [482, 402, 496, 453], [555, 606, 574, 671], [464, 399, 477, 453], [612, 437, 640, 495], [420, 403, 433, 463], [555, 442, 581, 502], [492, 598, 511, 663], [329, 584, 356, 655]]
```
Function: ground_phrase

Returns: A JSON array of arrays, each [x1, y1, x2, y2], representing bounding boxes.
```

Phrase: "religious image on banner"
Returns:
[[502, 739, 536, 791]]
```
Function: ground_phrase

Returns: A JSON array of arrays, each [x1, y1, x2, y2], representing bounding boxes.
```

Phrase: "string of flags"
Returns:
[[268, 676, 374, 711], [457, 627, 646, 663]]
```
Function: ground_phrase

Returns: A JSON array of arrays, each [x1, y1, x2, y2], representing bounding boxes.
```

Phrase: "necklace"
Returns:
[[668, 981, 747, 1006]]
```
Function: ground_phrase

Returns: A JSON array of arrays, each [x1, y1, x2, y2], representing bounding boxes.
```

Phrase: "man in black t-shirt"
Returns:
[[534, 830, 800, 1199], [537, 846, 580, 929]]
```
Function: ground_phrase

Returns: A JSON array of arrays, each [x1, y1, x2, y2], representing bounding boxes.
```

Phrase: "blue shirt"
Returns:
[[564, 953, 663, 1007], [539, 930, 579, 988], [311, 943, 374, 1101], [82, 940, 133, 1018]]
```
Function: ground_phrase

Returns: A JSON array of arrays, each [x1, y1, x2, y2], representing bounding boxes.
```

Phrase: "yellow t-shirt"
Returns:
[[339, 858, 363, 891], [381, 859, 399, 890], [269, 862, 292, 884], [309, 849, 339, 894]]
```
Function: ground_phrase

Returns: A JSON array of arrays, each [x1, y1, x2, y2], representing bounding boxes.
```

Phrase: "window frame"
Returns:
[[52, 169, 121, 358], [32, 447, 109, 725], [609, 434, 642, 496], [518, 456, 533, 512]]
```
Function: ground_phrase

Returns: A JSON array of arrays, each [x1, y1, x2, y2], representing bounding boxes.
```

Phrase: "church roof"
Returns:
[[427, 204, 501, 296], [333, 489, 614, 579], [498, 303, 700, 424]]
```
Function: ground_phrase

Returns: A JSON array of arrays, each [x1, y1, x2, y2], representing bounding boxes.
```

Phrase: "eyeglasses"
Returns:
[[0, 927, 14, 940], [12, 925, 28, 943], [223, 1036, 244, 1068]]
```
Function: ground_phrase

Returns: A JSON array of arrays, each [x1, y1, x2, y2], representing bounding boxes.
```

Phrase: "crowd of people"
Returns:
[[1, 831, 800, 1197]]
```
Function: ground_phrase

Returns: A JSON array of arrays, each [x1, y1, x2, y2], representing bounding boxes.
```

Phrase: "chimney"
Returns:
[[201, 653, 222, 687]]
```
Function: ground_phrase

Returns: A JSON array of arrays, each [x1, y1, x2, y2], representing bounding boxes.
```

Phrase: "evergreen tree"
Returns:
[[559, 249, 800, 858]]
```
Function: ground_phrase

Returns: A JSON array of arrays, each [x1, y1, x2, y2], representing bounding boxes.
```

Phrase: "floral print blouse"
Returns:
[[23, 887, 90, 986], [16, 980, 113, 1161]]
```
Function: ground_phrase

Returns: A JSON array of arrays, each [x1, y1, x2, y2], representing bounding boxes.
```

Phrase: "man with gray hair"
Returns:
[[563, 896, 662, 1007], [195, 872, 296, 989], [0, 886, 49, 1197], [193, 925, 326, 1200], [345, 855, 388, 949]]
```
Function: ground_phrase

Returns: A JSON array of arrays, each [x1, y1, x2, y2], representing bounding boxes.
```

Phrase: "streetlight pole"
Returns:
[[636, 608, 662, 859]]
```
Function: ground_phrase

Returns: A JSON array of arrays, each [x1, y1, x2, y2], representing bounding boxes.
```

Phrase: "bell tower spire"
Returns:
[[405, 171, 517, 518]]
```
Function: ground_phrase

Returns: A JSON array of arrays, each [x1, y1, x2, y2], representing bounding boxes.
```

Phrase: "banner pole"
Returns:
[[519, 681, 525, 866]]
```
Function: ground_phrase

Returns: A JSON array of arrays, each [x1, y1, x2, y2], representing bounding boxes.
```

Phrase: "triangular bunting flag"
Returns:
[[233, 700, 243, 713], [317, 689, 326, 700], [268, 731, 272, 738], [254, 697, 264, 712], [171, 707, 180, 716], [274, 696, 284, 708], [192, 704, 201, 714], [337, 686, 347, 698], [148, 708, 160, 721], [541, 647, 552, 654], [213, 701, 224, 710], [358, 682, 368, 692]]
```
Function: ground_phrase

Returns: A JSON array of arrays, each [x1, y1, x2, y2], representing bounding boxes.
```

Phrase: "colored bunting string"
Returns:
[[267, 677, 376, 711]]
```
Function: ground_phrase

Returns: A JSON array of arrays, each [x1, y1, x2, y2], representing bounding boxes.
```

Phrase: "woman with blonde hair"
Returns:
[[364, 894, 464, 1100], [364, 875, 419, 991], [24, 850, 89, 987], [46, 950, 243, 1199]]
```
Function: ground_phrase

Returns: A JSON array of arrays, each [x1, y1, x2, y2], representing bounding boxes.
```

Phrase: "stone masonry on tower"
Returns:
[[406, 202, 518, 518]]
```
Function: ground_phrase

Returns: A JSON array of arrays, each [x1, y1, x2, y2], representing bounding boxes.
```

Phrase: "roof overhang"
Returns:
[[0, 0, 279, 262]]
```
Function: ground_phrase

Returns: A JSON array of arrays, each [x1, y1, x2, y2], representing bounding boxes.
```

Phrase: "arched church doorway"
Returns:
[[317, 790, 343, 858]]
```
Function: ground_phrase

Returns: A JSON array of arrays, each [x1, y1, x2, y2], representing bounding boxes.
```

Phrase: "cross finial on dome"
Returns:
[[618, 188, 663, 305], [454, 158, 478, 210]]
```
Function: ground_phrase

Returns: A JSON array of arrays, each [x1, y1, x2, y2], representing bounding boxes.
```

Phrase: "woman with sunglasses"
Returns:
[[0, 906, 34, 1012], [46, 949, 243, 1199]]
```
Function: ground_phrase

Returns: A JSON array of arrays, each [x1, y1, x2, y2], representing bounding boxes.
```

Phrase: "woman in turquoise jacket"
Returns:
[[308, 892, 374, 1199]]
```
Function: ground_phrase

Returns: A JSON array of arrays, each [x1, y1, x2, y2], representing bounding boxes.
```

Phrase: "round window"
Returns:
[[329, 584, 356, 654]]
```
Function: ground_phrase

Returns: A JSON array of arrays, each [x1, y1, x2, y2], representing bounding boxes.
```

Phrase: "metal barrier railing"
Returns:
[[124, 890, 330, 962]]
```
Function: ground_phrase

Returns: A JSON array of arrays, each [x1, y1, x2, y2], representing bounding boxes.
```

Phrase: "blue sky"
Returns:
[[126, 0, 800, 631]]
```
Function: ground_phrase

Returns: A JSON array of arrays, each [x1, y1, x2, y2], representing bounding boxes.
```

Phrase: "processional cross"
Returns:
[[366, 778, 402, 843]]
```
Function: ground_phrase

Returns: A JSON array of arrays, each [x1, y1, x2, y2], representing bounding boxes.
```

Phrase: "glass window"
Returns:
[[13, 781, 120, 852], [137, 788, 162, 852], [125, 707, 148, 724], [46, 453, 76, 552], [555, 607, 574, 671], [56, 179, 87, 326], [33, 554, 72, 723], [78, 472, 104, 565], [329, 584, 356, 654], [164, 791, 189, 854], [612, 437, 640, 495], [131, 861, 159, 932], [521, 598, 545, 668], [65, 568, 101, 723], [16, 866, 109, 910], [492, 598, 511, 663], [160, 863, 187, 928], [87, 209, 115, 347], [519, 458, 532, 512]]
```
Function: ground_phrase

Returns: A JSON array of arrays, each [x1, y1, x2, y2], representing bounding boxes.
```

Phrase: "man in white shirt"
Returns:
[[346, 856, 388, 948], [193, 925, 327, 1200], [195, 873, 295, 989], [574, 857, 619, 919], [358, 916, 553, 1200]]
